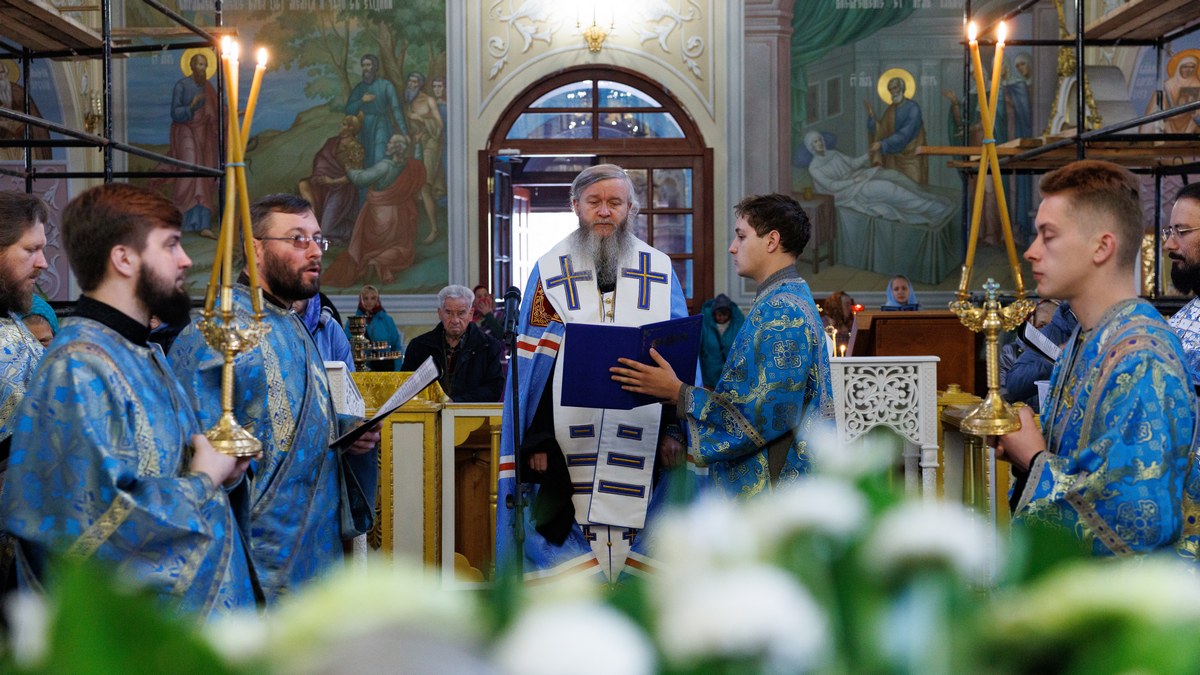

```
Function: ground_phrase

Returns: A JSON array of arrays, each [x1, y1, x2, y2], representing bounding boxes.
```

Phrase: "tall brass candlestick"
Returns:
[[951, 21, 1034, 436], [197, 37, 271, 457]]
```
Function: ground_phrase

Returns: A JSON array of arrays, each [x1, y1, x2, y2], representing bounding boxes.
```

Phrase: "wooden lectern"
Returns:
[[849, 309, 982, 392]]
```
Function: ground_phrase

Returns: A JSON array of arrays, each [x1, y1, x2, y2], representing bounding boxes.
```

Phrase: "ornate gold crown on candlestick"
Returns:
[[197, 37, 271, 457], [950, 21, 1035, 436]]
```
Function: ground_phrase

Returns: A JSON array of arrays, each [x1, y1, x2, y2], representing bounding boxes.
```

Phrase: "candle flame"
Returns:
[[257, 47, 268, 67], [967, 21, 977, 42], [220, 35, 232, 57], [997, 21, 1007, 45], [232, 40, 241, 61]]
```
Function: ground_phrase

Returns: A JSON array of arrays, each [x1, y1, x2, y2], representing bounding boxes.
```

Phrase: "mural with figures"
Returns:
[[125, 0, 448, 297], [788, 0, 1199, 296]]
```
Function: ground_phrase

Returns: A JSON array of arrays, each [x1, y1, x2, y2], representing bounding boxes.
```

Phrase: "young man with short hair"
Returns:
[[0, 184, 256, 618], [997, 160, 1195, 556]]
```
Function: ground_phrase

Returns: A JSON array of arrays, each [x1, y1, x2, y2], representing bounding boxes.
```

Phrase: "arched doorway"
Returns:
[[480, 66, 713, 312]]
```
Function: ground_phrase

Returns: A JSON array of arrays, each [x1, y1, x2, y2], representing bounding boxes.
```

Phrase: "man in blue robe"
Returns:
[[170, 194, 380, 603], [345, 54, 408, 170], [1163, 183, 1200, 382], [496, 164, 690, 583], [615, 194, 834, 498], [997, 160, 1196, 556], [1, 184, 256, 619], [0, 192, 49, 460]]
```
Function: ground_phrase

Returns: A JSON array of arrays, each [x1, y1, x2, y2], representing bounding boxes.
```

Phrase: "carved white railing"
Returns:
[[830, 356, 940, 498]]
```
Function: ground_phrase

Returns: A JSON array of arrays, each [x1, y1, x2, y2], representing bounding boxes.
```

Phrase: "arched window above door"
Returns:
[[507, 80, 685, 140], [483, 66, 712, 312]]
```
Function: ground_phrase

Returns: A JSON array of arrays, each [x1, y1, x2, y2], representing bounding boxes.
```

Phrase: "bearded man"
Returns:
[[0, 191, 47, 470], [0, 184, 256, 618], [169, 193, 380, 604], [496, 164, 690, 583], [1166, 182, 1200, 381]]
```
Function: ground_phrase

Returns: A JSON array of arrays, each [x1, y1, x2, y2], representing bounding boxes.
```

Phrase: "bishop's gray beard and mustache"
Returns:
[[571, 223, 635, 289]]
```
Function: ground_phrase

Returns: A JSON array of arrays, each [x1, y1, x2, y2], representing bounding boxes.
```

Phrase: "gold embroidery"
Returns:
[[529, 280, 561, 328], [66, 494, 136, 558]]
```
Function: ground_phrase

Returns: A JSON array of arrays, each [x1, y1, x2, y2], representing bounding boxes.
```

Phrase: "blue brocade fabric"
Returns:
[[169, 286, 375, 603], [0, 312, 44, 447], [682, 267, 834, 499], [1015, 299, 1196, 556], [0, 317, 255, 619]]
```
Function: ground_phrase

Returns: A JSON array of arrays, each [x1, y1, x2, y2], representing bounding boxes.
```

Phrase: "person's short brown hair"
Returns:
[[0, 191, 49, 249], [249, 193, 313, 238], [61, 183, 181, 292], [733, 193, 811, 256], [1039, 159, 1142, 270]]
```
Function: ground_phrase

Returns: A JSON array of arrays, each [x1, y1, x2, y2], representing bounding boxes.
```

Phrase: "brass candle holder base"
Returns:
[[950, 278, 1034, 436], [206, 411, 262, 458]]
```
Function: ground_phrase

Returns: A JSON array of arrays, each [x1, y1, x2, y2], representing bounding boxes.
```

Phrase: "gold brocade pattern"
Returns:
[[529, 280, 560, 328], [65, 494, 136, 559], [259, 315, 296, 454]]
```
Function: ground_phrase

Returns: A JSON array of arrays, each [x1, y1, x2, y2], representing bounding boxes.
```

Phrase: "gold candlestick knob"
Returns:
[[953, 279, 1034, 436]]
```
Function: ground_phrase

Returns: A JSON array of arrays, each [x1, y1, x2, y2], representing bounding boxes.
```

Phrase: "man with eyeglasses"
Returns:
[[1164, 183, 1200, 383], [169, 193, 380, 604], [994, 160, 1194, 557]]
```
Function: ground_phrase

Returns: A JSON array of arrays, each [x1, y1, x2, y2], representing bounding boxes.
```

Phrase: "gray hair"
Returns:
[[569, 163, 640, 219], [438, 284, 474, 309]]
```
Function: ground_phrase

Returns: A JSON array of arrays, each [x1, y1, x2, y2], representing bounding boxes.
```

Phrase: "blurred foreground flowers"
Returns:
[[7, 438, 1200, 674]]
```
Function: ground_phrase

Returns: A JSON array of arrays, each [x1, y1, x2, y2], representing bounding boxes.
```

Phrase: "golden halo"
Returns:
[[180, 48, 218, 79], [1167, 49, 1200, 79], [876, 68, 917, 104], [0, 60, 19, 83]]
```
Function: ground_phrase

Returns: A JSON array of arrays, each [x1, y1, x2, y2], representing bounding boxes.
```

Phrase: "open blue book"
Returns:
[[561, 314, 701, 410]]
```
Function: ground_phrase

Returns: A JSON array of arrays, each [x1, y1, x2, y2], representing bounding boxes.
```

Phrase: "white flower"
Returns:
[[749, 475, 869, 546], [4, 590, 49, 667], [208, 555, 480, 670], [493, 599, 655, 675], [654, 564, 828, 674], [648, 493, 762, 573], [864, 501, 997, 583], [991, 556, 1200, 635], [809, 427, 897, 480]]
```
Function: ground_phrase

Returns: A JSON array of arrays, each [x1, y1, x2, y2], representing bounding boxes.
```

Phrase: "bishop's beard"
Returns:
[[571, 222, 635, 290]]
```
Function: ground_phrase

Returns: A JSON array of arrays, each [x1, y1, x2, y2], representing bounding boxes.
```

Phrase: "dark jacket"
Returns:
[[699, 297, 746, 388], [400, 322, 504, 402]]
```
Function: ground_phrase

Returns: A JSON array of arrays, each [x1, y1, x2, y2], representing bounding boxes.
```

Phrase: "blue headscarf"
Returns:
[[882, 275, 920, 310], [23, 295, 58, 333]]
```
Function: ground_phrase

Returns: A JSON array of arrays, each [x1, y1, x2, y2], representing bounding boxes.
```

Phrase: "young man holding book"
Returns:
[[613, 193, 834, 498]]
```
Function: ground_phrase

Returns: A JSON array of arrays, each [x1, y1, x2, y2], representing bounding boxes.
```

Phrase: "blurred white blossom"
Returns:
[[991, 556, 1200, 634], [749, 475, 868, 547], [865, 501, 996, 583], [654, 564, 828, 674], [493, 599, 655, 675], [4, 590, 49, 667], [649, 493, 762, 573]]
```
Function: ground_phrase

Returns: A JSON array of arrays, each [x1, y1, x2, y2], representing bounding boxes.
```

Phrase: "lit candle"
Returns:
[[987, 22, 1006, 139], [240, 48, 267, 146], [220, 40, 240, 314], [963, 21, 991, 271]]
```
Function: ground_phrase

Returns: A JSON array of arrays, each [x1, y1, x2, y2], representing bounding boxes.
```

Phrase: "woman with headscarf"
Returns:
[[882, 275, 920, 310], [346, 284, 404, 371]]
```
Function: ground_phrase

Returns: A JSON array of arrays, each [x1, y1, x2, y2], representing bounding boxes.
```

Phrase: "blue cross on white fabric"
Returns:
[[621, 251, 669, 310], [546, 254, 593, 311]]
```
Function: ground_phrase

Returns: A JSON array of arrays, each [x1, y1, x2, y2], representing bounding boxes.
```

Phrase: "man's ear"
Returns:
[[570, 199, 580, 217], [1092, 231, 1117, 266], [109, 244, 137, 280], [767, 230, 781, 253]]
